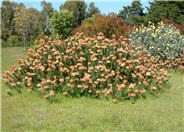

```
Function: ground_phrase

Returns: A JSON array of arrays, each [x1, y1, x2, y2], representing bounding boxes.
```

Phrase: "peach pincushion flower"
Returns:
[[151, 86, 156, 90], [44, 86, 49, 89], [27, 89, 31, 92], [134, 89, 138, 93], [49, 90, 54, 96], [129, 93, 136, 97], [63, 92, 68, 96], [44, 95, 49, 98], [6, 89, 10, 93], [59, 78, 64, 83], [3, 79, 8, 83], [96, 91, 100, 94], [140, 89, 146, 94]]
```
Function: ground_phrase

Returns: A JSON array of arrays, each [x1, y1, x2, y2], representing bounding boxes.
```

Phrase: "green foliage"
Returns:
[[1, 0, 18, 40], [7, 35, 19, 46], [129, 21, 184, 59], [80, 14, 96, 28], [1, 0, 54, 47], [41, 0, 54, 18], [50, 9, 76, 39], [1, 35, 23, 47], [118, 0, 145, 26], [13, 5, 40, 49], [61, 0, 87, 26], [118, 1, 184, 26], [147, 1, 184, 26], [86, 2, 100, 18]]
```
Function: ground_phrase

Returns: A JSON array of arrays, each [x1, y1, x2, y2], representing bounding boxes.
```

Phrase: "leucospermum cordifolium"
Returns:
[[129, 21, 184, 60], [3, 33, 171, 101]]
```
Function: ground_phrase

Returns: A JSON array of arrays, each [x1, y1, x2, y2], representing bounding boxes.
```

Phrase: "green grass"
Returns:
[[1, 47, 184, 132]]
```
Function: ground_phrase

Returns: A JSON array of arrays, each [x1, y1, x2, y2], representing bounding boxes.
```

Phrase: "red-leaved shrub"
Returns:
[[162, 18, 184, 34], [75, 13, 131, 40]]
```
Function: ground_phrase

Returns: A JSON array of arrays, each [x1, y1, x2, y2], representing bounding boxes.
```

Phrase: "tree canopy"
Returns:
[[1, 0, 17, 40], [147, 1, 184, 25], [50, 9, 76, 39], [118, 0, 145, 26], [61, 0, 87, 26], [118, 0, 184, 26], [13, 5, 40, 49], [86, 2, 100, 18]]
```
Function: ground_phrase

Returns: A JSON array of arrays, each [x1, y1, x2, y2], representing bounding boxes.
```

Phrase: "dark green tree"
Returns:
[[118, 0, 145, 25], [61, 0, 87, 26], [86, 2, 100, 18], [1, 0, 17, 40], [147, 1, 184, 25]]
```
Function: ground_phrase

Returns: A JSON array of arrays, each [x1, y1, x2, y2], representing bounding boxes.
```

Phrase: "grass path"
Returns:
[[1, 47, 184, 132]]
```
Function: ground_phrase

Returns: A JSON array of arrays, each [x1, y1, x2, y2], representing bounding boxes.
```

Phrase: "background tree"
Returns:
[[38, 0, 54, 35], [118, 0, 145, 25], [14, 5, 40, 50], [1, 0, 17, 41], [61, 0, 87, 26], [50, 9, 76, 39], [59, 4, 63, 10], [86, 2, 100, 18], [147, 1, 184, 25]]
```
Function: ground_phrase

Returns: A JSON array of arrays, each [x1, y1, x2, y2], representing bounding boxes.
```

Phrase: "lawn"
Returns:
[[1, 47, 184, 132]]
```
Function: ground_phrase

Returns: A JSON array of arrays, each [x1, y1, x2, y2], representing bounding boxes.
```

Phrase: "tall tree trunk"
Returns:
[[24, 37, 28, 50], [24, 38, 26, 50], [25, 39, 27, 50]]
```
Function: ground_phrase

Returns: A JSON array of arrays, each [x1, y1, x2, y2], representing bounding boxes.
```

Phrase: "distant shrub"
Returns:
[[129, 21, 184, 59], [7, 35, 19, 46], [50, 9, 76, 40], [1, 35, 23, 47], [75, 13, 130, 39]]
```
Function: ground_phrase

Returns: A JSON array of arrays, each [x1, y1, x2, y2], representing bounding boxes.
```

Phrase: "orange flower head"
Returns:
[[49, 90, 54, 96], [63, 92, 68, 96], [6, 89, 10, 93], [140, 89, 146, 94], [96, 90, 100, 94], [44, 95, 49, 98]]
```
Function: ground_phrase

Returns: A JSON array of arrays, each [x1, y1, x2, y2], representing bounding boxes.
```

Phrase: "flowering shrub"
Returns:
[[163, 49, 184, 71], [129, 21, 184, 59], [74, 13, 130, 40], [2, 33, 171, 101], [162, 18, 184, 35]]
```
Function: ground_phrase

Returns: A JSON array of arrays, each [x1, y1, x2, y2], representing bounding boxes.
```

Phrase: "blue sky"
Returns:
[[1, 0, 151, 14]]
